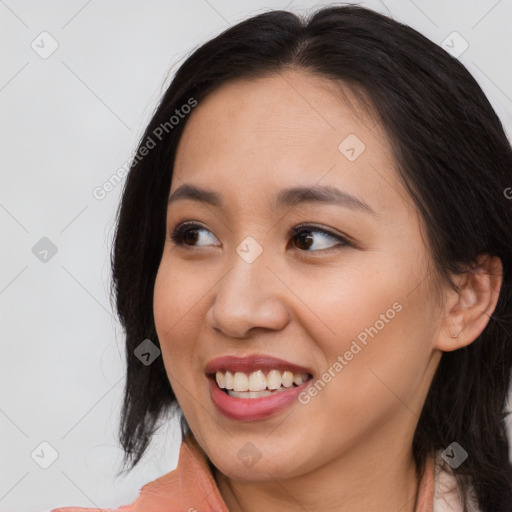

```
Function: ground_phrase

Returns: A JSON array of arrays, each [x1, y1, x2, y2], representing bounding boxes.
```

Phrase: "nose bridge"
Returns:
[[208, 240, 289, 337]]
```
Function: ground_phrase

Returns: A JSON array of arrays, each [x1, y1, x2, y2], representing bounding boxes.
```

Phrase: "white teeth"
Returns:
[[228, 387, 290, 398], [266, 370, 282, 390], [216, 372, 225, 389], [233, 372, 249, 391], [248, 370, 266, 391], [224, 371, 234, 390], [214, 369, 310, 393], [281, 371, 294, 388]]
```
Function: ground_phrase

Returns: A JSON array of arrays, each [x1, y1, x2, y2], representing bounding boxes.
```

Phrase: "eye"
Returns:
[[169, 221, 220, 247], [287, 223, 350, 253], [168, 221, 350, 253]]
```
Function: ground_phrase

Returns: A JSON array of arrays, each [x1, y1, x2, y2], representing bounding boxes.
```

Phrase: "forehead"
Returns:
[[175, 69, 377, 163], [171, 69, 412, 219]]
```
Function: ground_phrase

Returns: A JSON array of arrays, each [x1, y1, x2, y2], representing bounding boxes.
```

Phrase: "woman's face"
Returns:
[[153, 69, 444, 480]]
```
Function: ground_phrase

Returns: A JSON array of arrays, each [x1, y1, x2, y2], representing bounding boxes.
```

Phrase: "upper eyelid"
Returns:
[[170, 221, 217, 239], [171, 221, 341, 237], [290, 223, 346, 239], [170, 221, 348, 246]]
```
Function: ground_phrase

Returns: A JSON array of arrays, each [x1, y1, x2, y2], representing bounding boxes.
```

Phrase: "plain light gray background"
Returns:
[[1, 1, 511, 511]]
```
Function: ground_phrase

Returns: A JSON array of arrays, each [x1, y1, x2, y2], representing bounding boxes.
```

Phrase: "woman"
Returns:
[[52, 4, 512, 512]]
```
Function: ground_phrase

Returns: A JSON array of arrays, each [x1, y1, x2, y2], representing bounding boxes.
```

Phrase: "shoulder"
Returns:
[[49, 459, 184, 512], [50, 506, 135, 512], [48, 475, 174, 512], [49, 435, 228, 512]]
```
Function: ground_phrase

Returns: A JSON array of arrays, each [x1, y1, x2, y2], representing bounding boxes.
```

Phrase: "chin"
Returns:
[[206, 440, 311, 482], [215, 458, 301, 482]]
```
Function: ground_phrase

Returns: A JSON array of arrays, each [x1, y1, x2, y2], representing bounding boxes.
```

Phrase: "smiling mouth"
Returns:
[[210, 369, 313, 399]]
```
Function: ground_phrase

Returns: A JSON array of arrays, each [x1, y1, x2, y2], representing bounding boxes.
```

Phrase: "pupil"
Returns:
[[296, 231, 313, 250], [184, 229, 199, 245]]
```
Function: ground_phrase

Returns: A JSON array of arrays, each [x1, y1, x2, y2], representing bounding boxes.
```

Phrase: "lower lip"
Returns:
[[208, 376, 312, 421]]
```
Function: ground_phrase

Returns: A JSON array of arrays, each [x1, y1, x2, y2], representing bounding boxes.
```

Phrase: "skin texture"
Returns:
[[153, 68, 503, 512]]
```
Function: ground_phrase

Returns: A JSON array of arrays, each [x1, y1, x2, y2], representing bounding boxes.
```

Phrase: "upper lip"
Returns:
[[204, 354, 313, 376]]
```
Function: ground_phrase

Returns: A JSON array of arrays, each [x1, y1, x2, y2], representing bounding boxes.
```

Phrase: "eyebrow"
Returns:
[[168, 183, 376, 216]]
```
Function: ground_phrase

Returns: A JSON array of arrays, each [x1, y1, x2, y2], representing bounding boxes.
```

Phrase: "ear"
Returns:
[[435, 254, 503, 352]]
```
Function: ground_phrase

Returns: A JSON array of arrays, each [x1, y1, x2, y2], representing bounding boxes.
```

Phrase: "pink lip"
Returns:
[[205, 354, 314, 421], [204, 354, 313, 376], [208, 376, 313, 421]]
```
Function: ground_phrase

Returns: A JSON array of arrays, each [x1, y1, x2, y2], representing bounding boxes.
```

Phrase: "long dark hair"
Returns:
[[110, 4, 512, 510]]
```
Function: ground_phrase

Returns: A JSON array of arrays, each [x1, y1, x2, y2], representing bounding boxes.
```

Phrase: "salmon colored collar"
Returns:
[[133, 433, 229, 512]]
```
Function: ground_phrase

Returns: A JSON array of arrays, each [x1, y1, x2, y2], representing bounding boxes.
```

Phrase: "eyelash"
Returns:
[[169, 221, 351, 254]]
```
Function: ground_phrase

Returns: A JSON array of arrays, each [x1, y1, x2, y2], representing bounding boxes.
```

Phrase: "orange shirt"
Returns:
[[51, 434, 444, 512]]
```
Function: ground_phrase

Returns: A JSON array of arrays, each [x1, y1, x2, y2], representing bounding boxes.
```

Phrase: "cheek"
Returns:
[[153, 257, 207, 334], [153, 261, 210, 421], [304, 263, 434, 396], [153, 261, 203, 370], [296, 264, 403, 352]]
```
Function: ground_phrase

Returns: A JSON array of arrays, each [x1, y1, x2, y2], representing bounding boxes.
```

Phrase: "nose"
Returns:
[[206, 252, 290, 339]]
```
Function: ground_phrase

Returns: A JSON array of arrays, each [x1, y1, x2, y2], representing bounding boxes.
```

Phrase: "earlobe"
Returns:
[[434, 254, 503, 352]]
